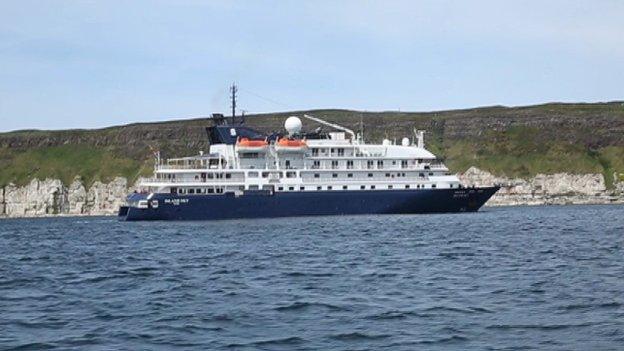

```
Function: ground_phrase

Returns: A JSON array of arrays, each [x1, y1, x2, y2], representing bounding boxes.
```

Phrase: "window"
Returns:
[[388, 185, 393, 189], [262, 172, 270, 178], [207, 173, 214, 179], [188, 188, 195, 194], [314, 173, 320, 178], [317, 186, 322, 190], [312, 148, 319, 156], [285, 160, 291, 168], [429, 172, 434, 176], [401, 160, 408, 168], [288, 186, 294, 191], [432, 184, 437, 188], [331, 160, 339, 169], [360, 185, 365, 190], [313, 160, 320, 169], [377, 160, 383, 169], [328, 186, 333, 190], [248, 172, 259, 177], [337, 148, 345, 156], [332, 173, 338, 178], [347, 173, 353, 178], [371, 185, 376, 189], [196, 188, 202, 194], [278, 186, 284, 191], [368, 173, 373, 177], [405, 185, 410, 189], [367, 160, 374, 169], [419, 173, 425, 178], [207, 188, 214, 193], [300, 186, 305, 191], [385, 173, 391, 177], [216, 188, 223, 193], [286, 171, 297, 178], [342, 185, 348, 190], [225, 173, 232, 179], [347, 160, 354, 169]]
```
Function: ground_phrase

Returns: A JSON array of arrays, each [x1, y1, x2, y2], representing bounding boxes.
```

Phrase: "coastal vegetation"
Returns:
[[1, 102, 623, 188]]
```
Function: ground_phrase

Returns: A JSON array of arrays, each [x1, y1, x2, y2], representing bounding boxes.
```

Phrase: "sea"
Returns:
[[1, 204, 623, 350]]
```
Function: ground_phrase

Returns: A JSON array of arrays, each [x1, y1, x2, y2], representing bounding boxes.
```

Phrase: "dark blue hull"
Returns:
[[119, 187, 500, 221]]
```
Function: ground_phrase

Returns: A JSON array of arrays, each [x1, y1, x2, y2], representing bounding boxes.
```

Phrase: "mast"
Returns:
[[230, 83, 238, 124]]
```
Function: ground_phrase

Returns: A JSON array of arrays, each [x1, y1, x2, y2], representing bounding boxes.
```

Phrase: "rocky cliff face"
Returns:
[[459, 167, 624, 206], [1, 170, 622, 218], [1, 177, 129, 217]]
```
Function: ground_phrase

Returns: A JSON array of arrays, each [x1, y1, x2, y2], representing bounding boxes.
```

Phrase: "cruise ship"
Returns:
[[118, 112, 499, 221]]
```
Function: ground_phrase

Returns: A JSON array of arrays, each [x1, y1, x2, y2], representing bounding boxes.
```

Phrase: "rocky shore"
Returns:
[[1, 169, 623, 218], [459, 167, 624, 206]]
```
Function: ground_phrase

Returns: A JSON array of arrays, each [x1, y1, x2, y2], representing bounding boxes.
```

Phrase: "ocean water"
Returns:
[[1, 205, 623, 350]]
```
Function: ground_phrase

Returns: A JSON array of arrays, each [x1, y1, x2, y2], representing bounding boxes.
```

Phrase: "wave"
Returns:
[[227, 336, 305, 348], [274, 301, 346, 312], [329, 331, 391, 341]]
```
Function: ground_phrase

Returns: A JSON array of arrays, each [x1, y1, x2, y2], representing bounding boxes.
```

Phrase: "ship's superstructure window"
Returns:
[[331, 160, 339, 169], [286, 171, 297, 178], [314, 173, 320, 178], [368, 173, 373, 177], [347, 160, 353, 169], [332, 173, 338, 178], [312, 148, 319, 156], [367, 160, 374, 169], [342, 185, 348, 190], [248, 172, 259, 177], [377, 160, 383, 169], [337, 148, 344, 156], [313, 160, 320, 169]]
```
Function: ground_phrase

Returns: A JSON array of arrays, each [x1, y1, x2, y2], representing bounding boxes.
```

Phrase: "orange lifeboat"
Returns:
[[275, 137, 308, 152], [235, 137, 269, 153]]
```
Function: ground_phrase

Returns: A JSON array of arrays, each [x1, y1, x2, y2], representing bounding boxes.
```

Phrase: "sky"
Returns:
[[1, 0, 623, 132]]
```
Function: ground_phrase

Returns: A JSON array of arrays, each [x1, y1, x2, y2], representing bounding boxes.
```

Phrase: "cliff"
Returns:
[[1, 177, 128, 217], [459, 167, 623, 206]]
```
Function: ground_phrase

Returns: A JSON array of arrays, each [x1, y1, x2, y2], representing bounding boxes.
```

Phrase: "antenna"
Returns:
[[230, 83, 238, 123]]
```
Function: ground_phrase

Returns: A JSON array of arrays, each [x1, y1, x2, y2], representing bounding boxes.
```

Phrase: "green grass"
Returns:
[[0, 145, 149, 187]]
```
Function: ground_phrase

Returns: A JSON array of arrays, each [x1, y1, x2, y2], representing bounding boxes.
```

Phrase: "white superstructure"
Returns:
[[137, 116, 461, 196]]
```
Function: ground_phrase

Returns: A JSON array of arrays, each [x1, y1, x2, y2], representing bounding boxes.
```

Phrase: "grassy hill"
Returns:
[[1, 102, 623, 188]]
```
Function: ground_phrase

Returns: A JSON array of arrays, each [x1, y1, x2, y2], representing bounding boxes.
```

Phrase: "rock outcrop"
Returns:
[[460, 167, 624, 206], [1, 177, 129, 218]]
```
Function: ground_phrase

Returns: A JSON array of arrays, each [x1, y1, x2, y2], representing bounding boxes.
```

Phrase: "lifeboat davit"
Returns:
[[275, 137, 308, 153], [235, 137, 269, 153]]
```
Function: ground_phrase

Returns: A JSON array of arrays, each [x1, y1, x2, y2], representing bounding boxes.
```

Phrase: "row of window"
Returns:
[[276, 184, 440, 191], [171, 182, 449, 195]]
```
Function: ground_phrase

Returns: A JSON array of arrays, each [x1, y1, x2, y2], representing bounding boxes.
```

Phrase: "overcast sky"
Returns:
[[1, 0, 623, 131]]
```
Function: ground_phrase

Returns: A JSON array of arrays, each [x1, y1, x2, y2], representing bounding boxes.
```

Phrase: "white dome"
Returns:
[[285, 116, 302, 135], [382, 139, 391, 146], [401, 137, 410, 146]]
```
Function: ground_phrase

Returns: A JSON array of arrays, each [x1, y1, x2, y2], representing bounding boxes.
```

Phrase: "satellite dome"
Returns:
[[402, 137, 410, 146], [285, 116, 302, 135]]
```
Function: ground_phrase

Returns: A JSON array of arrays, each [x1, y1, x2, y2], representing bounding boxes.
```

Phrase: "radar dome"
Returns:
[[401, 137, 410, 146], [285, 116, 302, 135]]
